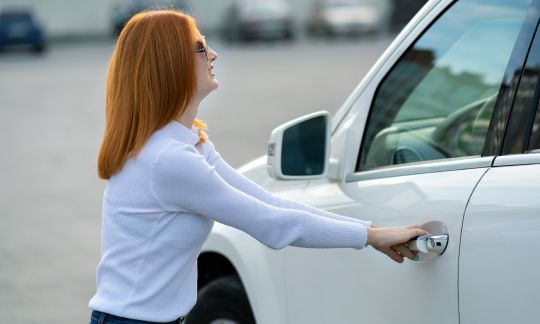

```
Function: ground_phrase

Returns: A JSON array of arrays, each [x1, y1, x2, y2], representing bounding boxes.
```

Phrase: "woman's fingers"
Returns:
[[402, 227, 428, 243], [384, 227, 428, 247], [404, 224, 422, 229], [392, 244, 416, 260], [384, 248, 404, 263], [369, 225, 428, 262], [412, 228, 428, 237], [404, 225, 428, 236]]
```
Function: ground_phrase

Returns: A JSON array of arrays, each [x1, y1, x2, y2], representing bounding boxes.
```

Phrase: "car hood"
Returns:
[[238, 155, 268, 182], [237, 155, 309, 198]]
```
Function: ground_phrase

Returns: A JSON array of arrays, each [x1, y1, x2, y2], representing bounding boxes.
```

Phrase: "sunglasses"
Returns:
[[194, 37, 209, 61]]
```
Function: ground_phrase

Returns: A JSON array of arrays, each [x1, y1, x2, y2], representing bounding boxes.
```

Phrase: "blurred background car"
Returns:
[[307, 0, 391, 37], [111, 0, 189, 36], [222, 0, 295, 42], [0, 7, 46, 53]]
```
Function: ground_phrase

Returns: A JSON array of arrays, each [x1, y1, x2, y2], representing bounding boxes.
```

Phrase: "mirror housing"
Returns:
[[266, 111, 331, 180]]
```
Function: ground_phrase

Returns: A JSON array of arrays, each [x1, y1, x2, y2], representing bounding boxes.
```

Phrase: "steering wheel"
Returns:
[[431, 93, 497, 157]]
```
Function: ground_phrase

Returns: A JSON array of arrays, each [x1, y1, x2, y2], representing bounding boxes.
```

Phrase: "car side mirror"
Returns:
[[266, 111, 331, 180]]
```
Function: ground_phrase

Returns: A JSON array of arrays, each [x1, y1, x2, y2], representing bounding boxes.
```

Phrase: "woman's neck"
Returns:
[[176, 99, 200, 129]]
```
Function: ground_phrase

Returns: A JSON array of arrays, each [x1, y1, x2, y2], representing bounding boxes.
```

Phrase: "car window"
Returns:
[[357, 0, 532, 172], [0, 11, 32, 22], [528, 96, 540, 151], [502, 25, 540, 155], [513, 20, 540, 153]]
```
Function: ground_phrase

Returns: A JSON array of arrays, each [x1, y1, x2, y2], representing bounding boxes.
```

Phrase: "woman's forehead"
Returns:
[[193, 30, 204, 42]]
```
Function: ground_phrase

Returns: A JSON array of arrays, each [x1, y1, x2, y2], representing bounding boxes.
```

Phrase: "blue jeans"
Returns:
[[89, 310, 185, 324]]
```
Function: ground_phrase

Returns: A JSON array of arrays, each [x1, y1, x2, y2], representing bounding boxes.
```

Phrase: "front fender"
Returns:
[[201, 222, 289, 324]]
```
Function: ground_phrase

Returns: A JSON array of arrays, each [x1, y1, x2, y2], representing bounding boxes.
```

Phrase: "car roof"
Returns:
[[0, 8, 34, 19]]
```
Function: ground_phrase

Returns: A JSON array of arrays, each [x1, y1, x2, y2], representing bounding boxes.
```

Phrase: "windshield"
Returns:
[[0, 11, 32, 22]]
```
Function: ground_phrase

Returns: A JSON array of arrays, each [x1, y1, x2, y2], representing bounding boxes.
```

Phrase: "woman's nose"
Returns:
[[209, 47, 218, 61]]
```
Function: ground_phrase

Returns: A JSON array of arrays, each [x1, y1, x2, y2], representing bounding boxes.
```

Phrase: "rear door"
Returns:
[[459, 4, 540, 321], [283, 0, 536, 323]]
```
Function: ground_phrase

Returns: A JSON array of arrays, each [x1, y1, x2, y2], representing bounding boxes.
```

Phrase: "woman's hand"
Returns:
[[367, 225, 428, 263]]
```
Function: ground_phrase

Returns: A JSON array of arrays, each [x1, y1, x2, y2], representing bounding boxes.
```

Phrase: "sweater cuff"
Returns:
[[359, 220, 372, 227], [358, 224, 369, 249], [346, 222, 368, 250]]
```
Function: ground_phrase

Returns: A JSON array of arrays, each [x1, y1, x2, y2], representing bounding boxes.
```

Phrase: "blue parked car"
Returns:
[[0, 8, 46, 53]]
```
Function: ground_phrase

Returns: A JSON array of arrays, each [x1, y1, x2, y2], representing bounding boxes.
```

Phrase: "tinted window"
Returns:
[[514, 22, 540, 153], [529, 96, 540, 151], [0, 11, 32, 22], [357, 0, 531, 172]]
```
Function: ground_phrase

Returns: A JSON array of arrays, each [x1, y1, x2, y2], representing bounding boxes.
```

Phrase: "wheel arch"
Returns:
[[197, 252, 238, 291], [198, 224, 289, 324]]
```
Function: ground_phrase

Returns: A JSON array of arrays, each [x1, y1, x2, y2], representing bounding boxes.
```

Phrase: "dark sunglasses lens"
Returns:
[[195, 41, 205, 52]]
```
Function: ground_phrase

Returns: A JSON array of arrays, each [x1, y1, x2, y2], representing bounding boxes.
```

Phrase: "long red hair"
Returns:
[[98, 10, 201, 179]]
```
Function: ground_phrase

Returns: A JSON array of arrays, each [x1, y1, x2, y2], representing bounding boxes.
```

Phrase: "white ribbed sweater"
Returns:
[[88, 121, 370, 322]]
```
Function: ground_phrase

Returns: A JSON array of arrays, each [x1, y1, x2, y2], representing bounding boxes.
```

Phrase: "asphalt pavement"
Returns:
[[0, 35, 392, 323]]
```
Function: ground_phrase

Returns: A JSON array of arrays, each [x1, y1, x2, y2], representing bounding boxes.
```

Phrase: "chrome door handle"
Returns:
[[407, 234, 449, 255]]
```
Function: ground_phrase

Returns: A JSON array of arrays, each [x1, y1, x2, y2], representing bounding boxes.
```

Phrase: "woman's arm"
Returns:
[[201, 142, 426, 263], [204, 141, 371, 227], [151, 143, 368, 250]]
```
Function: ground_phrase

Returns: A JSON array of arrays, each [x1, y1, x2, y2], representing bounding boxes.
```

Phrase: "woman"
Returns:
[[89, 9, 426, 324]]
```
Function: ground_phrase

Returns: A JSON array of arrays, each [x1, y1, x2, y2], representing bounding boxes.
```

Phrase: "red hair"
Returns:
[[98, 10, 202, 179]]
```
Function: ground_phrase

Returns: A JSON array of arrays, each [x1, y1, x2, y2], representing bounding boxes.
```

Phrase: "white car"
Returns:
[[222, 0, 295, 42], [307, 0, 392, 37], [187, 0, 540, 323]]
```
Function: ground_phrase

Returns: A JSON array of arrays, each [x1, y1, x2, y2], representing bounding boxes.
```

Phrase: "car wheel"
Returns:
[[185, 275, 255, 324]]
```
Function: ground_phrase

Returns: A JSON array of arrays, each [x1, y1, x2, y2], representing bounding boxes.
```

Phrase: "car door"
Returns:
[[459, 6, 540, 322], [283, 0, 536, 323]]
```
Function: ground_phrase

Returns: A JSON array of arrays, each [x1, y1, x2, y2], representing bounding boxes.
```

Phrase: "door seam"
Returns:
[[456, 166, 491, 324]]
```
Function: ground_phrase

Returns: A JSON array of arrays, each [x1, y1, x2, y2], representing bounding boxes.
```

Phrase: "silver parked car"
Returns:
[[307, 0, 391, 37], [222, 0, 294, 42]]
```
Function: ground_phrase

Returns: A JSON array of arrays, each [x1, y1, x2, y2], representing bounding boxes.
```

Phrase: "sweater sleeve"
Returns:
[[150, 143, 368, 250], [204, 140, 372, 227]]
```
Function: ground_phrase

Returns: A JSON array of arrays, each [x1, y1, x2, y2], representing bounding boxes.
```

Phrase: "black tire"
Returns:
[[185, 275, 256, 324]]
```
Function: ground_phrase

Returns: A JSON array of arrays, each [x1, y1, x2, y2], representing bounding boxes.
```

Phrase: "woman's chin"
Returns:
[[210, 78, 219, 90], [198, 79, 219, 98]]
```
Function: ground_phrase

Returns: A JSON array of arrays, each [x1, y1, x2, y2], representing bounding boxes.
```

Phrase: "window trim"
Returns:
[[347, 156, 494, 182], [493, 152, 540, 167], [352, 0, 540, 180]]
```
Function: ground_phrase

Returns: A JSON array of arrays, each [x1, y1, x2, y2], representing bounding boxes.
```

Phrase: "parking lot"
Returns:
[[0, 36, 392, 323]]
